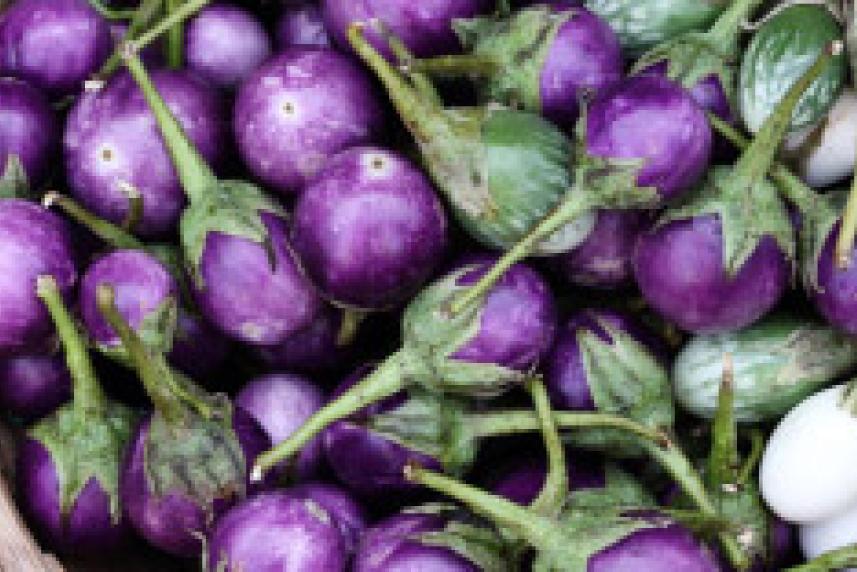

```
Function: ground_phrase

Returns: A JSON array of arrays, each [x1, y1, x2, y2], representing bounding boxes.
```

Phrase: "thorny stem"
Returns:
[[527, 378, 568, 517], [42, 192, 145, 250]]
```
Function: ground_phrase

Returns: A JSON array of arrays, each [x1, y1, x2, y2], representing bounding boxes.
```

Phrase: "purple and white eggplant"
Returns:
[[0, 77, 58, 187]]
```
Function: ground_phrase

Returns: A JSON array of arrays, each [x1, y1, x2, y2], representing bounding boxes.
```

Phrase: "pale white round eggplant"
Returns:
[[800, 501, 857, 570]]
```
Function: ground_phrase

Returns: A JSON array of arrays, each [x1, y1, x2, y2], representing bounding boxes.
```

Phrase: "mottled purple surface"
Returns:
[[287, 482, 368, 554], [236, 373, 326, 480], [167, 309, 231, 379], [206, 492, 347, 572], [641, 63, 734, 123], [120, 408, 270, 557], [812, 221, 857, 335], [0, 77, 58, 185], [0, 352, 70, 422], [555, 210, 649, 289], [194, 212, 323, 346], [586, 74, 712, 201], [256, 304, 351, 374], [186, 4, 271, 89], [538, 6, 622, 127], [0, 200, 77, 357], [489, 454, 606, 505], [590, 524, 720, 571], [64, 70, 226, 237], [292, 147, 447, 310], [0, 0, 112, 96], [277, 2, 332, 49], [354, 511, 479, 572], [234, 48, 386, 197], [633, 214, 790, 333], [323, 0, 491, 59], [16, 438, 131, 557]]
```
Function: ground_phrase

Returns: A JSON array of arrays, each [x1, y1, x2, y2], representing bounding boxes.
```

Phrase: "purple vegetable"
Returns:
[[236, 373, 326, 480], [810, 220, 857, 336], [0, 352, 70, 422], [108, 22, 162, 68], [64, 68, 226, 238], [590, 525, 720, 571], [488, 454, 605, 505], [167, 309, 231, 379], [185, 3, 272, 89], [642, 61, 734, 123], [286, 482, 368, 554], [0, 0, 112, 96], [277, 2, 332, 48], [255, 305, 352, 374], [0, 77, 58, 185], [206, 492, 347, 571], [0, 200, 77, 358], [292, 146, 447, 310], [233, 47, 386, 197]]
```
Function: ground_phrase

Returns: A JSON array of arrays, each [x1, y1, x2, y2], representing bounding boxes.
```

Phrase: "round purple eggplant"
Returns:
[[64, 69, 226, 238], [0, 352, 70, 422], [641, 61, 734, 123], [255, 305, 352, 374], [206, 491, 347, 571], [810, 220, 857, 336], [0, 0, 112, 96], [167, 309, 231, 379], [236, 373, 326, 480], [185, 4, 272, 90], [277, 2, 332, 48], [0, 77, 58, 185], [489, 454, 606, 506], [590, 525, 721, 571], [292, 146, 447, 310], [0, 200, 77, 358], [234, 47, 385, 197], [286, 482, 368, 554]]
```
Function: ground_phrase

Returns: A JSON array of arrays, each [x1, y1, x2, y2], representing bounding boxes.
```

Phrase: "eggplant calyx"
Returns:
[[0, 155, 29, 200]]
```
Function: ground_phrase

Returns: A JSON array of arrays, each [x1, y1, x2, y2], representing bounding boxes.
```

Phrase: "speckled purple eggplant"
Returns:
[[255, 305, 352, 374], [0, 0, 112, 96], [167, 309, 231, 379], [0, 353, 70, 422], [194, 211, 323, 346], [64, 70, 226, 238], [206, 491, 347, 572], [16, 438, 131, 557], [292, 146, 447, 310], [233, 47, 386, 197], [286, 483, 368, 554], [590, 524, 720, 571], [633, 214, 790, 333], [0, 200, 77, 357], [120, 408, 270, 558], [236, 373, 326, 480], [78, 250, 178, 349], [277, 2, 332, 49], [354, 511, 480, 572], [0, 77, 58, 185], [489, 454, 605, 505], [586, 74, 712, 201], [555, 210, 649, 289], [186, 4, 271, 90], [810, 222, 857, 336], [323, 0, 492, 59]]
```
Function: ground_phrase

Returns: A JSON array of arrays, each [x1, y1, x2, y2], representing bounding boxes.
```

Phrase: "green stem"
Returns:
[[96, 0, 164, 80], [706, 353, 739, 491], [738, 429, 765, 486], [707, 0, 765, 46], [250, 349, 413, 482], [36, 276, 105, 413], [122, 46, 215, 203], [836, 147, 857, 267], [88, 0, 137, 20], [42, 192, 145, 250], [786, 543, 857, 571], [133, 0, 209, 57], [407, 55, 500, 79], [336, 309, 367, 347], [527, 378, 568, 517], [164, 0, 185, 69], [380, 25, 442, 106], [119, 182, 143, 233]]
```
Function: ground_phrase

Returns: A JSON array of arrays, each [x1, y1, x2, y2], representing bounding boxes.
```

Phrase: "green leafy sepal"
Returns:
[[0, 155, 30, 200], [98, 296, 179, 364]]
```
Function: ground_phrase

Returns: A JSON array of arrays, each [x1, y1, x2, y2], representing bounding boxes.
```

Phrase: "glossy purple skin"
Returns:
[[207, 491, 347, 572], [167, 309, 231, 379], [354, 511, 479, 572], [287, 483, 368, 554], [256, 305, 351, 374], [16, 438, 131, 556], [121, 408, 270, 558], [586, 74, 712, 201], [545, 309, 662, 411], [642, 63, 734, 123], [0, 353, 70, 422], [323, 0, 491, 59], [79, 250, 179, 348], [0, 200, 77, 358], [555, 210, 649, 289], [489, 455, 605, 505], [277, 2, 332, 48], [293, 147, 448, 310], [0, 0, 111, 96], [538, 6, 622, 127], [633, 214, 790, 333], [186, 4, 272, 90], [811, 222, 857, 335], [590, 525, 720, 571], [236, 373, 326, 480], [64, 70, 226, 238], [323, 365, 443, 497], [234, 47, 385, 197], [0, 77, 58, 185], [194, 211, 324, 346]]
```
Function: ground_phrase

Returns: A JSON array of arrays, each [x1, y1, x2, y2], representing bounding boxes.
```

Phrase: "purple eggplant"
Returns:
[[16, 276, 135, 557], [292, 146, 448, 310], [233, 47, 386, 197], [255, 305, 353, 374], [236, 373, 326, 480], [0, 77, 58, 187], [286, 483, 368, 555], [0, 0, 112, 96], [185, 3, 272, 89], [167, 309, 231, 379], [121, 47, 323, 346], [206, 491, 347, 571], [277, 2, 333, 49], [0, 352, 71, 422], [64, 68, 226, 238], [0, 200, 77, 357], [488, 454, 607, 505]]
